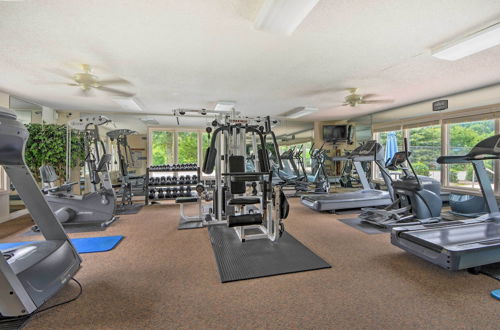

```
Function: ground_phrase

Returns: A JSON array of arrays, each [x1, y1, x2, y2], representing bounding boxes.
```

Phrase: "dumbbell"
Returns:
[[192, 175, 198, 184], [178, 186, 185, 197], [164, 188, 171, 199], [166, 176, 172, 185], [186, 186, 192, 197], [171, 176, 178, 184], [149, 189, 156, 200], [185, 175, 191, 184], [157, 188, 164, 198], [179, 176, 185, 184], [160, 176, 166, 185], [149, 177, 155, 185], [154, 177, 160, 185]]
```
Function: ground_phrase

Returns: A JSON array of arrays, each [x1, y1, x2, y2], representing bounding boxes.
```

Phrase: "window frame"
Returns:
[[372, 115, 500, 196]]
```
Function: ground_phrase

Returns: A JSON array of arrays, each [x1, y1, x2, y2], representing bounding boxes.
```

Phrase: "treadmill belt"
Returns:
[[339, 218, 390, 235], [208, 225, 331, 282], [115, 203, 144, 215], [479, 262, 500, 281]]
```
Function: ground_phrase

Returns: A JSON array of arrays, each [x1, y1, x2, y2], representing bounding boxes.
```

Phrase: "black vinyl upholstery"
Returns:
[[229, 155, 246, 194], [228, 214, 263, 227]]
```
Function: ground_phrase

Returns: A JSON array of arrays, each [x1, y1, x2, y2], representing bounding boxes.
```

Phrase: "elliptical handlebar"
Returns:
[[404, 137, 422, 190]]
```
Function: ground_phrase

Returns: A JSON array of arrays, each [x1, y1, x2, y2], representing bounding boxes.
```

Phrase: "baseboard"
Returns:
[[0, 209, 29, 224]]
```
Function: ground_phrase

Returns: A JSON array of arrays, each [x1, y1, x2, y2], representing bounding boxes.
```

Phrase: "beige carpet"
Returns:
[[0, 199, 498, 329]]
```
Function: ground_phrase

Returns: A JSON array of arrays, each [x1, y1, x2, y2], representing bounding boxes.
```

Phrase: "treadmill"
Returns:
[[392, 134, 500, 270], [301, 140, 393, 212], [0, 107, 81, 318]]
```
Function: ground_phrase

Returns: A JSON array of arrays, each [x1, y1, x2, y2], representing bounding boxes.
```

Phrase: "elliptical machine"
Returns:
[[360, 138, 442, 228], [107, 129, 145, 214], [37, 115, 117, 229], [308, 143, 330, 193]]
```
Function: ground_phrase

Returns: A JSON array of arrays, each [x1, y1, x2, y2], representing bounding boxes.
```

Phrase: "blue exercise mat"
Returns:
[[492, 289, 500, 300], [0, 235, 124, 254]]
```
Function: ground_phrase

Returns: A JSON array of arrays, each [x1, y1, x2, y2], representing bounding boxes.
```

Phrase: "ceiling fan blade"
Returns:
[[47, 68, 74, 80], [98, 78, 131, 86], [360, 99, 394, 104], [362, 94, 379, 99], [96, 86, 135, 97]]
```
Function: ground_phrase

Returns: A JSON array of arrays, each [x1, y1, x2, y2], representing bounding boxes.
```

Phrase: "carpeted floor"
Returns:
[[0, 199, 498, 329]]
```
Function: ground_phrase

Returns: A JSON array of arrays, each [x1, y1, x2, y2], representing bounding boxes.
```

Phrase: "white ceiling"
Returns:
[[1, 0, 500, 123]]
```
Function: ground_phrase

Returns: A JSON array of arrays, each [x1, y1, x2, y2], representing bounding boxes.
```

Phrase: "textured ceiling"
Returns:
[[1, 0, 500, 124]]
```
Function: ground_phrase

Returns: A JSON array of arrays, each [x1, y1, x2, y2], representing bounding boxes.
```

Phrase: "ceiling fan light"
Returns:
[[254, 0, 320, 35]]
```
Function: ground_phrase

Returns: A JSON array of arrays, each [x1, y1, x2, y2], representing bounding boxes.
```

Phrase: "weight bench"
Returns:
[[176, 196, 203, 229]]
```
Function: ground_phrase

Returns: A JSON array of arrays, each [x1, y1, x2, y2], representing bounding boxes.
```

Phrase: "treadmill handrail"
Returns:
[[438, 154, 500, 164]]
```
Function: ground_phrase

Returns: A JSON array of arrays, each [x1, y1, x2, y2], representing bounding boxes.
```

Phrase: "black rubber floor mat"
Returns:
[[339, 218, 390, 234], [178, 220, 203, 230], [0, 315, 31, 330], [208, 225, 331, 283], [115, 203, 144, 215], [22, 224, 107, 236], [479, 263, 500, 281]]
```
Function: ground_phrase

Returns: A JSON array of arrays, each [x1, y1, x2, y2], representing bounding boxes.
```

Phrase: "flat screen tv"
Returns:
[[323, 125, 350, 142]]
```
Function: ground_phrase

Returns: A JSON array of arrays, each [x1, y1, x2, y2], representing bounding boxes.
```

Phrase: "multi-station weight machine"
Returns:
[[107, 129, 145, 214], [173, 108, 289, 242]]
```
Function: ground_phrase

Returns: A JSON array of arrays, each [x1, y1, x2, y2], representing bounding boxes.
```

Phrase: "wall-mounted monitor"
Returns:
[[323, 125, 351, 143]]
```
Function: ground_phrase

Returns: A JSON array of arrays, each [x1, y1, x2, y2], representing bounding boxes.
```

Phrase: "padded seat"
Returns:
[[228, 197, 260, 205], [228, 213, 263, 227], [175, 197, 199, 203]]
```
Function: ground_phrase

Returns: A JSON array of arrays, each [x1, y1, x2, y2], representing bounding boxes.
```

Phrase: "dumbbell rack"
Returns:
[[145, 164, 201, 205]]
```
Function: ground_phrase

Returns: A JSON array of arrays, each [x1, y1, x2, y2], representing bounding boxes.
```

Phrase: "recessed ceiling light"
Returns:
[[112, 97, 143, 112], [254, 0, 320, 35], [214, 101, 236, 111], [286, 106, 318, 119], [432, 21, 500, 61]]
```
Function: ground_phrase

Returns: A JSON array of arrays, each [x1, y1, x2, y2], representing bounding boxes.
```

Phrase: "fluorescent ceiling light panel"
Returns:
[[254, 0, 320, 35], [214, 101, 235, 111], [112, 97, 143, 112], [286, 106, 318, 119], [432, 21, 500, 61]]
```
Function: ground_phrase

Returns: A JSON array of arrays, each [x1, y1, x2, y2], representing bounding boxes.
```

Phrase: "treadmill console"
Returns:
[[358, 140, 377, 155]]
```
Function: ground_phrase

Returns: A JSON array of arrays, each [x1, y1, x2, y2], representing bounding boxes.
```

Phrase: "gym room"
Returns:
[[0, 0, 499, 328]]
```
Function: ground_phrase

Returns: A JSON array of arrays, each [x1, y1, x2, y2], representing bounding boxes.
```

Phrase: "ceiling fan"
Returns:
[[50, 64, 134, 97], [342, 88, 393, 107]]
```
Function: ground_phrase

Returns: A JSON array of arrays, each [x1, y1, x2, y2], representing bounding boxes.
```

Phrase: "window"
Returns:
[[376, 131, 403, 159], [177, 132, 198, 164], [278, 141, 313, 174], [152, 131, 174, 165], [374, 130, 403, 179], [447, 119, 495, 189], [408, 125, 441, 182]]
